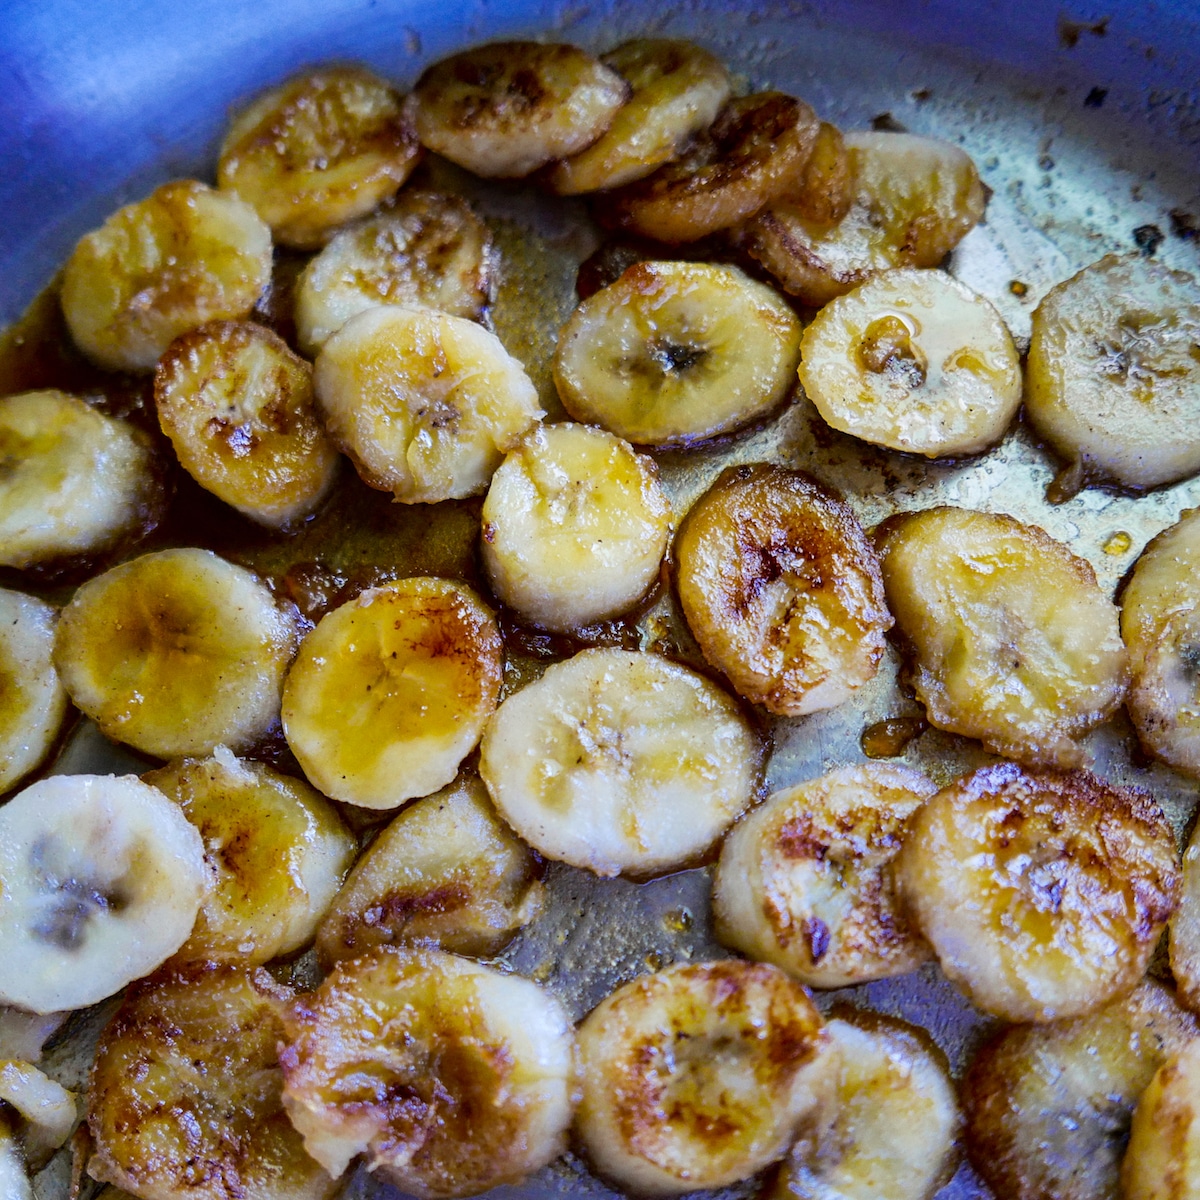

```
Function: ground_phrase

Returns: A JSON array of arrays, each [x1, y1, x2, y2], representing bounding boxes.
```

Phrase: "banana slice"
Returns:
[[406, 41, 629, 178], [294, 189, 496, 356], [770, 1010, 960, 1200], [1170, 812, 1200, 1012], [60, 180, 272, 372], [0, 1060, 75, 1171], [962, 980, 1198, 1200], [1122, 1038, 1200, 1200], [896, 762, 1179, 1023], [713, 764, 936, 988], [603, 91, 820, 243], [54, 547, 298, 759], [1027, 253, 1200, 490], [0, 774, 207, 1014], [314, 771, 543, 967], [575, 958, 838, 1195], [553, 261, 801, 447], [155, 320, 340, 528], [798, 268, 1022, 457], [743, 131, 986, 307], [479, 647, 762, 877], [876, 506, 1128, 767], [0, 1010, 68, 1064], [314, 304, 543, 503], [279, 945, 576, 1197], [0, 389, 163, 571], [283, 577, 502, 809], [145, 747, 355, 965], [0, 1118, 31, 1200], [546, 39, 731, 195], [675, 463, 892, 716], [784, 120, 853, 226], [218, 65, 422, 250], [481, 422, 672, 632], [88, 961, 338, 1200]]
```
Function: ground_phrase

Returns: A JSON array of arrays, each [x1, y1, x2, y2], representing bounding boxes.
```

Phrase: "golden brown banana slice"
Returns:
[[155, 321, 340, 528], [314, 771, 543, 966], [713, 763, 936, 988], [315, 304, 543, 503], [962, 981, 1198, 1200], [479, 647, 762, 877], [602, 91, 820, 243], [279, 945, 576, 1198], [798, 267, 1022, 457], [60, 180, 272, 372], [743, 131, 986, 306], [547, 39, 731, 195], [218, 65, 421, 249], [88, 961, 338, 1200], [785, 120, 853, 226], [1171, 812, 1200, 1013], [283, 577, 502, 809], [675, 464, 892, 716], [54, 547, 298, 759], [294, 189, 496, 355], [896, 762, 1179, 1023], [0, 1060, 75, 1171], [1122, 1038, 1200, 1200], [406, 41, 629, 178], [480, 422, 672, 632], [877, 506, 1128, 766], [553, 261, 801, 447], [1027, 253, 1200, 490]]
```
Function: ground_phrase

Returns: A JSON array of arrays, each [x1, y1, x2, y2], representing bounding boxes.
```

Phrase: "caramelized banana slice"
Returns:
[[785, 121, 853, 227], [0, 1060, 75, 1170], [481, 422, 672, 632], [88, 962, 337, 1200], [280, 946, 575, 1198], [294, 189, 496, 355], [155, 321, 339, 528], [547, 39, 731, 195], [1170, 814, 1200, 1012], [962, 981, 1198, 1200], [60, 180, 272, 372], [877, 506, 1128, 766], [553, 261, 801, 447], [798, 268, 1022, 457], [315, 305, 543, 503], [406, 41, 628, 178], [676, 464, 891, 716], [1027, 253, 1200, 489], [1122, 1038, 1200, 1200], [218, 65, 421, 249], [713, 764, 935, 988], [54, 548, 298, 759], [897, 762, 1179, 1023], [315, 772, 543, 966]]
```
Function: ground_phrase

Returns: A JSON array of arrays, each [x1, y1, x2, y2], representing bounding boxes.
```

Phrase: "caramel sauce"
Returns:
[[861, 715, 928, 758]]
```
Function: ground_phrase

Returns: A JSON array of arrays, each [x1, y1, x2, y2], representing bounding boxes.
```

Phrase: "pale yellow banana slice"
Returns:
[[675, 463, 892, 716], [314, 305, 543, 503], [294, 189, 496, 356], [1122, 1038, 1200, 1200], [155, 320, 340, 528], [218, 65, 422, 249], [314, 771, 543, 966], [280, 945, 576, 1197], [0, 1060, 75, 1171], [962, 981, 1198, 1200], [0, 774, 207, 1014], [743, 131, 986, 306], [896, 762, 1179, 1023], [877, 506, 1128, 767], [0, 1118, 31, 1200], [88, 961, 338, 1200], [479, 647, 762, 877], [798, 267, 1022, 457], [553, 261, 801, 447], [283, 577, 502, 809], [784, 120, 853, 226], [54, 547, 298, 759], [575, 958, 838, 1195], [145, 747, 355, 965], [60, 180, 272, 372], [481, 422, 672, 632], [0, 389, 163, 570], [1171, 812, 1200, 1013], [406, 41, 628, 179], [713, 763, 936, 988], [1027, 253, 1200, 490], [547, 39, 731, 195]]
